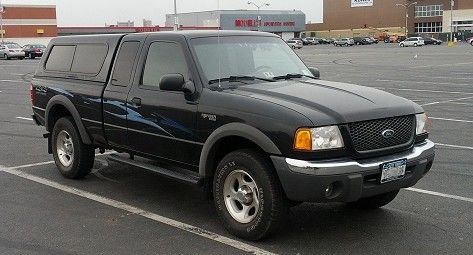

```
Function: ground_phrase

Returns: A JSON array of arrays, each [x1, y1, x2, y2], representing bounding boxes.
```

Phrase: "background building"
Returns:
[[166, 10, 306, 40], [1, 4, 57, 45], [306, 0, 473, 39]]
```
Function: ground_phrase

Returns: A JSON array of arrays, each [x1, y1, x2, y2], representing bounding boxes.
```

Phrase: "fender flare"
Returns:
[[199, 123, 281, 177], [45, 95, 92, 145]]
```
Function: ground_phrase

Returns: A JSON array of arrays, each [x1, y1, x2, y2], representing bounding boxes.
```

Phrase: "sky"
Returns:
[[3, 0, 323, 26]]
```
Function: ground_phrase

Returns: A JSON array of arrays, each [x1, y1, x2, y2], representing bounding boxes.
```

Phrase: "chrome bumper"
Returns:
[[286, 140, 435, 175]]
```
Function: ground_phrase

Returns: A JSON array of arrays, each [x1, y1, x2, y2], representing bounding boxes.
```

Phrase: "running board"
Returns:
[[107, 154, 203, 186]]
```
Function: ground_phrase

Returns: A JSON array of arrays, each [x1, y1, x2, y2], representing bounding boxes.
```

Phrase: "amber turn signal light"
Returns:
[[294, 128, 312, 151]]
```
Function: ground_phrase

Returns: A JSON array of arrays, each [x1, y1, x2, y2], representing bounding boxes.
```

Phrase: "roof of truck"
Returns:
[[135, 30, 280, 39]]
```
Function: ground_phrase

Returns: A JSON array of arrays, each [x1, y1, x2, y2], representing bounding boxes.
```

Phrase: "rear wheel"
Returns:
[[347, 190, 400, 209], [470, 41, 473, 46], [414, 43, 418, 47], [213, 149, 288, 240], [400, 43, 405, 47], [52, 117, 95, 179], [4, 54, 10, 60]]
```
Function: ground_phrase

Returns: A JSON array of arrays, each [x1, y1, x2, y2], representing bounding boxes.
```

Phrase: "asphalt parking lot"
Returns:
[[0, 42, 472, 254]]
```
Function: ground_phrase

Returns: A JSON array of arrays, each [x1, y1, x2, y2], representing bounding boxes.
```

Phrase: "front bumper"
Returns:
[[271, 140, 435, 203]]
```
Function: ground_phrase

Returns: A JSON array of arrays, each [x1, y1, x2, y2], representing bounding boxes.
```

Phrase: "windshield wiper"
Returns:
[[208, 75, 274, 85], [272, 73, 317, 81]]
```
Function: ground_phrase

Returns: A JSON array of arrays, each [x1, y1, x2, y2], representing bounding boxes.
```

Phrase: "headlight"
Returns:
[[416, 113, 429, 135], [294, 126, 344, 151]]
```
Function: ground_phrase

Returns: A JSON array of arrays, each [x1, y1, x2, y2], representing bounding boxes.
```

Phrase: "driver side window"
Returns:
[[141, 41, 189, 87]]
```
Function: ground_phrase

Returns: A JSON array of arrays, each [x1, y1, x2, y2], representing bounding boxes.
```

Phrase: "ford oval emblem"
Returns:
[[382, 129, 395, 138]]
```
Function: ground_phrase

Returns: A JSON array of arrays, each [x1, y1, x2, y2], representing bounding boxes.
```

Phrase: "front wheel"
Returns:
[[347, 190, 400, 209], [52, 117, 95, 179], [400, 43, 405, 47], [414, 43, 418, 47], [470, 41, 473, 46], [214, 149, 288, 241]]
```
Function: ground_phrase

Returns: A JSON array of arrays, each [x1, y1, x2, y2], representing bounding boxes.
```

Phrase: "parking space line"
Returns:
[[377, 79, 472, 86], [406, 188, 473, 203], [435, 143, 473, 151], [0, 80, 28, 83], [430, 117, 473, 124], [422, 96, 473, 106], [0, 165, 275, 255], [16, 117, 33, 121], [377, 87, 473, 95]]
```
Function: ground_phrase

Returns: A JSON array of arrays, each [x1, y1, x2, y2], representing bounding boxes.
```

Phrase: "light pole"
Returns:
[[173, 0, 178, 31], [450, 0, 454, 42], [247, 1, 270, 31], [396, 2, 417, 37]]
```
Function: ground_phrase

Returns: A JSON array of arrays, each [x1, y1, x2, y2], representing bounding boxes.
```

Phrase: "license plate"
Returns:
[[380, 159, 407, 184]]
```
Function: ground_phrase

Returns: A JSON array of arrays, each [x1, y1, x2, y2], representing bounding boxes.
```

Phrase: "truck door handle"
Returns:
[[130, 97, 141, 107]]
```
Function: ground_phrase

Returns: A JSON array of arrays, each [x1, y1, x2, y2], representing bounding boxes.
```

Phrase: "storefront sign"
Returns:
[[235, 19, 296, 27], [135, 27, 160, 32], [351, 0, 373, 8]]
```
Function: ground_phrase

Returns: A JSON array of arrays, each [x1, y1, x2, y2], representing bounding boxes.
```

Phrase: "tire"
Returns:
[[52, 117, 95, 179], [400, 43, 405, 47], [213, 149, 288, 241], [470, 41, 473, 46], [345, 43, 348, 47], [291, 45, 296, 49], [414, 43, 418, 47], [347, 190, 400, 209], [18, 57, 24, 60], [29, 53, 35, 59], [4, 54, 10, 60]]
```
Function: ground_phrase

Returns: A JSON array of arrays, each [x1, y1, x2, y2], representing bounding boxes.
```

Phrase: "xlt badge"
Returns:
[[201, 113, 217, 122]]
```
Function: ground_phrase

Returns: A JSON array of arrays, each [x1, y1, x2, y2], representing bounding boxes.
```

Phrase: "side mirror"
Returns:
[[159, 74, 196, 94], [309, 67, 320, 79]]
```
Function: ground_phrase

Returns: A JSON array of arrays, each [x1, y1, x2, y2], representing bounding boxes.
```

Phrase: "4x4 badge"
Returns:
[[382, 129, 395, 138]]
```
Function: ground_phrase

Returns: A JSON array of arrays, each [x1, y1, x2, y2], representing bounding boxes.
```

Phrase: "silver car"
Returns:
[[400, 37, 425, 47], [0, 43, 25, 60], [287, 39, 303, 49]]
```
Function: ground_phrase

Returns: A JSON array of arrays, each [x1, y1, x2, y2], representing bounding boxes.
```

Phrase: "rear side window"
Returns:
[[111, 41, 140, 86], [45, 45, 76, 72], [71, 44, 108, 74]]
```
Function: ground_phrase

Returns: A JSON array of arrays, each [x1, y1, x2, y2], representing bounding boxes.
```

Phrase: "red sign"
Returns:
[[235, 19, 295, 27], [135, 27, 161, 32]]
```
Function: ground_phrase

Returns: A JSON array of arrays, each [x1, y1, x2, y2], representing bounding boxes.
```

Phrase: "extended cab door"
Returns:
[[126, 35, 201, 167], [103, 36, 144, 149]]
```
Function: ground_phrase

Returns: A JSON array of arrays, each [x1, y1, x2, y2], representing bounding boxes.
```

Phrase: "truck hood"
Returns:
[[226, 79, 422, 126]]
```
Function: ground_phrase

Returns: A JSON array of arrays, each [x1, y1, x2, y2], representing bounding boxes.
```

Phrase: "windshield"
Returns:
[[190, 36, 312, 84]]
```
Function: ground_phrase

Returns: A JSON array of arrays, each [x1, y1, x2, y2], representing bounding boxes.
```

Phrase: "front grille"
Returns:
[[348, 115, 415, 152]]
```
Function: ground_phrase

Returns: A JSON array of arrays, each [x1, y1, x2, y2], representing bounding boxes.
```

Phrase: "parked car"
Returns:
[[317, 38, 331, 44], [23, 44, 47, 59], [32, 31, 435, 241], [353, 37, 371, 45], [467, 37, 473, 46], [400, 37, 425, 47], [306, 37, 319, 45], [0, 43, 25, 60], [287, 39, 303, 49], [370, 37, 379, 44], [334, 38, 355, 46], [385, 35, 406, 43], [422, 37, 442, 45]]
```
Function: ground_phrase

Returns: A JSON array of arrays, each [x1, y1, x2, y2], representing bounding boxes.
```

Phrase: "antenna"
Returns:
[[217, 0, 221, 89]]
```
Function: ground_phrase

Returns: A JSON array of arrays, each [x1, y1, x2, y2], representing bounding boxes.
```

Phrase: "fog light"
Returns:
[[325, 184, 334, 198]]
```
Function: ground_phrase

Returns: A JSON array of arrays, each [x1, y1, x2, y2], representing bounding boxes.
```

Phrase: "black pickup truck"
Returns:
[[31, 31, 435, 240]]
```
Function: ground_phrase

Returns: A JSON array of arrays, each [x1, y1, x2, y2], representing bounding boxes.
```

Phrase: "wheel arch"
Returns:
[[45, 95, 92, 145], [199, 123, 282, 178]]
